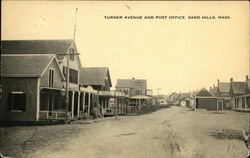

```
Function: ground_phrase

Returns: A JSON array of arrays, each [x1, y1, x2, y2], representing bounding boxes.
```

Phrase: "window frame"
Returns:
[[48, 68, 55, 87], [69, 48, 75, 61], [8, 91, 26, 112]]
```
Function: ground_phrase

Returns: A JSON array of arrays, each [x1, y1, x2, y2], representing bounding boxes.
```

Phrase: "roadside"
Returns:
[[0, 106, 249, 158]]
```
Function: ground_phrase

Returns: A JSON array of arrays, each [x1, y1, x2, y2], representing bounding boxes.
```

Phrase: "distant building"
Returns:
[[116, 78, 152, 110], [203, 76, 250, 111], [195, 88, 217, 110], [79, 67, 114, 116]]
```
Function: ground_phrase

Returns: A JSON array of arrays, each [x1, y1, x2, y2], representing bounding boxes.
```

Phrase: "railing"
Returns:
[[39, 111, 72, 120], [234, 108, 250, 112]]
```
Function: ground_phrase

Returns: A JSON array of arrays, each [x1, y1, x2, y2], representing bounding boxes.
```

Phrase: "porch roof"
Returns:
[[41, 87, 65, 91], [130, 95, 152, 99]]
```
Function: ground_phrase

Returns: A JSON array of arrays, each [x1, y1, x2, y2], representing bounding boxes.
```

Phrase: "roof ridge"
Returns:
[[2, 39, 73, 41], [2, 54, 55, 56]]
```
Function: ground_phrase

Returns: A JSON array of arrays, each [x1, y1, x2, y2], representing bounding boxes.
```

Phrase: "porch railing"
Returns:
[[39, 111, 72, 120]]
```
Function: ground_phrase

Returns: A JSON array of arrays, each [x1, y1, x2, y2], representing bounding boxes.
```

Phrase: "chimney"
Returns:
[[230, 78, 233, 82], [132, 77, 135, 80], [217, 79, 220, 87], [246, 75, 249, 81]]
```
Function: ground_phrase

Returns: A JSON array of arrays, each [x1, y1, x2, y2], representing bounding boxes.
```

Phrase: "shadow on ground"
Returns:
[[210, 129, 244, 140]]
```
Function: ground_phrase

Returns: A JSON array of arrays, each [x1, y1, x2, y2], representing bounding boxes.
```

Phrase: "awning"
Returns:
[[130, 95, 152, 99], [80, 87, 98, 94]]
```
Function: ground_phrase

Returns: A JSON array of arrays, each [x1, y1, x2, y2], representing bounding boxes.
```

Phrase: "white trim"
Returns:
[[40, 56, 65, 81], [10, 110, 24, 112], [217, 100, 223, 111], [11, 91, 24, 94], [36, 78, 40, 121]]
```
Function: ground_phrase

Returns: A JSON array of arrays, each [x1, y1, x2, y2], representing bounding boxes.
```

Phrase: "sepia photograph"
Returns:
[[0, 1, 249, 158]]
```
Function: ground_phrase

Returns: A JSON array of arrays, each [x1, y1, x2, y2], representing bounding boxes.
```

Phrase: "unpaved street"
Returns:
[[1, 106, 249, 158], [32, 107, 249, 158]]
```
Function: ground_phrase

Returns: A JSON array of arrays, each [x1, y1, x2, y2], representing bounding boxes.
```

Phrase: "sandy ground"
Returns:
[[1, 106, 249, 158]]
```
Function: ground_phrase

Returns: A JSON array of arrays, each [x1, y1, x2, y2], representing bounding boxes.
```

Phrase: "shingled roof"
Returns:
[[231, 82, 247, 95], [80, 67, 112, 87], [2, 39, 73, 60], [2, 54, 63, 78], [196, 88, 214, 97], [116, 79, 147, 89], [218, 82, 231, 93]]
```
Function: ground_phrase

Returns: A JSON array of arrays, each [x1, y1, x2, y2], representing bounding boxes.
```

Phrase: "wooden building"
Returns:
[[1, 54, 65, 122], [2, 39, 83, 120], [115, 78, 152, 112], [79, 67, 112, 117], [195, 88, 217, 110]]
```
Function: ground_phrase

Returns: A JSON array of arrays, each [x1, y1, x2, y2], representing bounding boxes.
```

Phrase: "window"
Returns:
[[48, 69, 54, 87], [8, 92, 26, 111], [69, 48, 75, 61], [69, 68, 78, 84]]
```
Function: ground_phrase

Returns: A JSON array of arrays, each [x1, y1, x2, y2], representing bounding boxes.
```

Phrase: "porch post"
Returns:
[[36, 78, 41, 121], [139, 98, 141, 111], [88, 93, 91, 115], [244, 97, 247, 109], [83, 92, 86, 113], [77, 92, 80, 118], [71, 91, 75, 118]]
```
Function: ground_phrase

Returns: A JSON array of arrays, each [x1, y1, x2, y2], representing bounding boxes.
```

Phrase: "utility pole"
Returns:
[[65, 8, 78, 121]]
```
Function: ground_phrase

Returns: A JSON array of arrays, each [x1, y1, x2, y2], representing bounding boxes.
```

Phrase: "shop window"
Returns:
[[8, 92, 26, 111], [48, 69, 54, 87]]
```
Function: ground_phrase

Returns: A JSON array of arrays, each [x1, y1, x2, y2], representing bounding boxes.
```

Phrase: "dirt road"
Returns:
[[1, 106, 249, 158], [30, 107, 248, 158]]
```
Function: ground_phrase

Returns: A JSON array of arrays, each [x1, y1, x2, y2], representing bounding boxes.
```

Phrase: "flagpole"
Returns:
[[65, 8, 78, 122]]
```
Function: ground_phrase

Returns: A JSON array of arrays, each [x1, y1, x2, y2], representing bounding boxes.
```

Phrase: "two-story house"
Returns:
[[116, 78, 151, 111], [2, 39, 83, 120]]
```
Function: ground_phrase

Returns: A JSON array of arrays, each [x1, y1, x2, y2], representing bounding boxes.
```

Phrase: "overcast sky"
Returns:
[[2, 1, 249, 94]]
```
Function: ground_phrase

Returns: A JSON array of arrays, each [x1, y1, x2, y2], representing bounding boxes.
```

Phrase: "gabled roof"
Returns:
[[116, 79, 147, 89], [80, 67, 112, 87], [231, 82, 247, 95], [209, 86, 218, 95], [2, 39, 73, 60], [169, 92, 179, 100], [196, 88, 214, 97], [218, 82, 231, 93], [2, 54, 64, 79], [179, 92, 190, 99]]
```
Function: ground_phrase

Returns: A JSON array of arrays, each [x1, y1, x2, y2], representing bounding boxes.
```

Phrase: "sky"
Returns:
[[2, 1, 249, 95]]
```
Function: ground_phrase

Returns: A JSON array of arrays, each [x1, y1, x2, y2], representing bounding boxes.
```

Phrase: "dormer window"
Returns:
[[69, 48, 75, 61]]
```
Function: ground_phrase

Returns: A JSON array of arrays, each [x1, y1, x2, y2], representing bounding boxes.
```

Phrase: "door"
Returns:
[[217, 100, 223, 111]]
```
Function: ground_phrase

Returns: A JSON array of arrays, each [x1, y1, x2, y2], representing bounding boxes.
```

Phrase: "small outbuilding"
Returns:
[[195, 88, 218, 110]]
